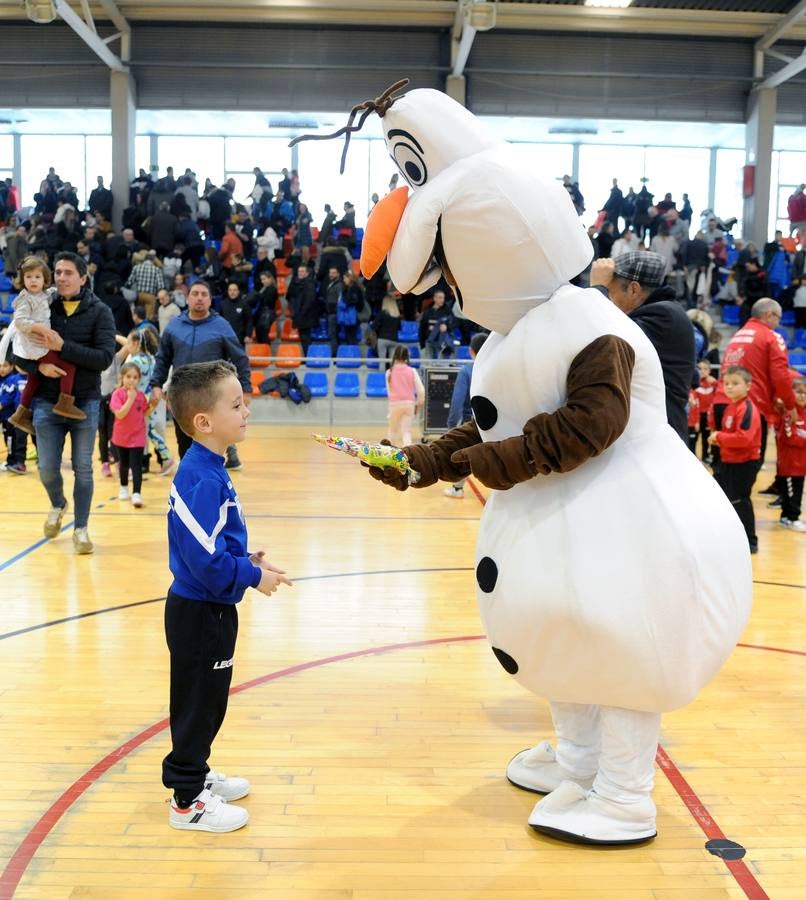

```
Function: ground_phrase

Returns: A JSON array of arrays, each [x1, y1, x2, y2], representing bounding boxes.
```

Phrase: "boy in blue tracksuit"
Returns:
[[0, 359, 29, 474], [162, 360, 291, 833]]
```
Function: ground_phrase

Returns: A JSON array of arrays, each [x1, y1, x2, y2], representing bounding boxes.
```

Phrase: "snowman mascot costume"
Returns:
[[354, 84, 752, 845]]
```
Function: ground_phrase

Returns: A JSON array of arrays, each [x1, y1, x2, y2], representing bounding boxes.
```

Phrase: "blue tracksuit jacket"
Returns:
[[167, 441, 262, 604]]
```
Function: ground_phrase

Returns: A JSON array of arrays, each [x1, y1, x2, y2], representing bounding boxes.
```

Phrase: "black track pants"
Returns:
[[162, 591, 239, 805]]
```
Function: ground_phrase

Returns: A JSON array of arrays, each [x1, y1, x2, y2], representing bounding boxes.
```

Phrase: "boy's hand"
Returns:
[[256, 567, 293, 596], [707, 433, 719, 446], [249, 550, 289, 575]]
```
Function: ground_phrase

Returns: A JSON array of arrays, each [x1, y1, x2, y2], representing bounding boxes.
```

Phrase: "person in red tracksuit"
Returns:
[[687, 388, 700, 454], [776, 376, 806, 532], [695, 358, 717, 463], [711, 299, 796, 479], [708, 366, 762, 552]]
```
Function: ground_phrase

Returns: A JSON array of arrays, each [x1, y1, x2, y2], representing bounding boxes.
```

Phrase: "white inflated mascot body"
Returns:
[[359, 87, 752, 845]]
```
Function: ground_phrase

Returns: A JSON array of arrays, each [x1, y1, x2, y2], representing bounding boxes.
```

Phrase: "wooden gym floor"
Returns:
[[1, 424, 805, 900]]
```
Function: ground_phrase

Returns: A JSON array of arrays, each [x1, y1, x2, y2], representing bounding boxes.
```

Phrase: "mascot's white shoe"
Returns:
[[507, 741, 595, 794], [528, 781, 657, 845]]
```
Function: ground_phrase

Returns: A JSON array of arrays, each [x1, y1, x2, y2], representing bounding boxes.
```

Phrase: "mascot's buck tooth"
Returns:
[[300, 82, 753, 845]]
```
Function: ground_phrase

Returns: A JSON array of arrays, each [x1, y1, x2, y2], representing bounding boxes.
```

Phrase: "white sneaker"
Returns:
[[72, 527, 94, 555], [443, 485, 464, 499], [43, 501, 68, 538], [131, 492, 143, 508], [781, 517, 806, 532], [204, 770, 250, 801], [118, 487, 129, 500], [169, 788, 248, 833]]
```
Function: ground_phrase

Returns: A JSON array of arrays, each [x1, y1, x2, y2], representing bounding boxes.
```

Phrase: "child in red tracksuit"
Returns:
[[695, 359, 717, 463], [687, 389, 700, 454], [708, 366, 762, 553], [776, 375, 806, 532]]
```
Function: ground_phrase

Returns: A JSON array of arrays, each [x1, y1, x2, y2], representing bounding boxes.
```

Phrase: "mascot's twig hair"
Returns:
[[288, 78, 410, 174]]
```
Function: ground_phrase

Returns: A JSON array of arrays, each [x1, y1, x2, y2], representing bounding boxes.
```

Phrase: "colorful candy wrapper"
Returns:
[[312, 434, 421, 484]]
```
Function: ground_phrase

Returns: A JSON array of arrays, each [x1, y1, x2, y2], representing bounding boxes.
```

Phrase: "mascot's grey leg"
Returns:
[[528, 707, 660, 845], [506, 702, 599, 794]]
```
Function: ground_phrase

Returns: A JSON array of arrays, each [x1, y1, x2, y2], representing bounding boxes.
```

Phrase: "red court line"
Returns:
[[656, 746, 769, 899], [0, 635, 483, 900], [738, 641, 806, 657]]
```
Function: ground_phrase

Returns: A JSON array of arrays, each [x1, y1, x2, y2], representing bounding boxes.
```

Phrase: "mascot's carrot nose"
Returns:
[[360, 186, 409, 279]]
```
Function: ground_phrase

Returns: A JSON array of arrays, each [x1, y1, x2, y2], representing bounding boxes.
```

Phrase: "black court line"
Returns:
[[0, 567, 475, 642], [0, 511, 481, 522]]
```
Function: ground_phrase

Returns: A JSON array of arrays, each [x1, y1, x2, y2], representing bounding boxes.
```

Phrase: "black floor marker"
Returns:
[[705, 838, 746, 860]]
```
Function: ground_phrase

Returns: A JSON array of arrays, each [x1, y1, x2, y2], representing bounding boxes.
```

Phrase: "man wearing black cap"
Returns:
[[591, 251, 694, 442]]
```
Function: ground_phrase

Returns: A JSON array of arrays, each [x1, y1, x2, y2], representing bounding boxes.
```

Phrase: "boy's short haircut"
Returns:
[[793, 376, 806, 389], [133, 306, 146, 320], [168, 360, 238, 436], [725, 365, 752, 383], [469, 332, 488, 355]]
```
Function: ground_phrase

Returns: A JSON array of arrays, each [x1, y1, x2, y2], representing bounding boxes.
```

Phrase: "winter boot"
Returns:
[[52, 393, 87, 421], [8, 405, 35, 435]]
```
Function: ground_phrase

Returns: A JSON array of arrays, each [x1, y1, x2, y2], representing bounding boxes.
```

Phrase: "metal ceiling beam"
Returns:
[[97, 0, 131, 60], [759, 47, 806, 89], [52, 0, 127, 70], [2, 1, 806, 42], [756, 0, 806, 51]]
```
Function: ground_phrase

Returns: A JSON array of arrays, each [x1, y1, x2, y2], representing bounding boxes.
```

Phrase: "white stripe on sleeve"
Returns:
[[170, 483, 235, 555]]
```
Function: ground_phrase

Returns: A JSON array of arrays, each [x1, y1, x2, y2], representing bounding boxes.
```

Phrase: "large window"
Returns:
[[506, 143, 574, 183], [643, 147, 710, 221], [713, 149, 745, 237], [84, 136, 112, 206], [776, 150, 806, 235], [157, 136, 225, 193], [20, 134, 86, 211], [578, 145, 645, 226], [135, 135, 151, 176], [0, 135, 12, 182], [297, 139, 371, 227]]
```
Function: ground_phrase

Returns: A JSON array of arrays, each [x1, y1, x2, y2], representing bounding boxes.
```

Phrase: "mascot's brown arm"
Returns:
[[449, 334, 635, 491], [365, 421, 481, 491]]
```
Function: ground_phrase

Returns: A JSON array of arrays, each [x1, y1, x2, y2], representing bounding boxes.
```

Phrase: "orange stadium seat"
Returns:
[[276, 343, 303, 368], [281, 318, 300, 341], [246, 343, 271, 367], [250, 370, 265, 395]]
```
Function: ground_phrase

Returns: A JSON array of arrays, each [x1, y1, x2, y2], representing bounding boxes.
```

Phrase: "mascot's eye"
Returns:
[[392, 142, 428, 187]]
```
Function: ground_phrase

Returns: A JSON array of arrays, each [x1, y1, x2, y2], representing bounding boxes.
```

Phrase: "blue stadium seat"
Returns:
[[721, 305, 740, 325], [775, 327, 794, 349], [796, 329, 806, 349], [311, 317, 328, 341], [397, 320, 418, 342], [0, 274, 13, 292], [303, 372, 328, 396], [455, 345, 471, 360], [408, 345, 421, 369], [788, 351, 806, 368], [333, 372, 360, 397], [365, 371, 388, 397], [306, 343, 331, 368], [782, 309, 796, 326], [336, 345, 361, 368], [365, 347, 380, 369]]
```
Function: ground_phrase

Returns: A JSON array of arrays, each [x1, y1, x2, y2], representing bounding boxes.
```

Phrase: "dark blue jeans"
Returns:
[[33, 397, 100, 529]]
